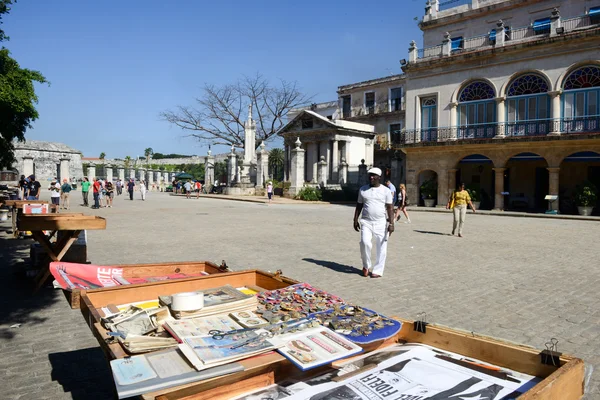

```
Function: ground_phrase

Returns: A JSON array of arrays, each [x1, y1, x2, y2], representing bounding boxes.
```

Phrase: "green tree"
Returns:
[[0, 2, 48, 168], [99, 152, 106, 159], [144, 147, 153, 163], [268, 148, 284, 181], [124, 155, 132, 169]]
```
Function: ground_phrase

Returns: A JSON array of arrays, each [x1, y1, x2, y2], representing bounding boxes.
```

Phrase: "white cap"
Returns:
[[367, 167, 382, 176]]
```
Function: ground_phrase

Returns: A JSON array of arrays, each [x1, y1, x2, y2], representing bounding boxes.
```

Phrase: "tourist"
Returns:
[[81, 177, 91, 207], [49, 178, 60, 207], [194, 180, 202, 199], [395, 184, 411, 224], [127, 178, 135, 200], [140, 180, 147, 201], [160, 179, 165, 192], [384, 179, 397, 218], [99, 179, 106, 208], [26, 175, 41, 200], [353, 167, 394, 278], [60, 178, 72, 209], [266, 181, 273, 203], [105, 180, 114, 207], [176, 181, 181, 194], [116, 179, 122, 196], [92, 178, 101, 209], [184, 180, 192, 199], [446, 182, 476, 237], [19, 175, 28, 199]]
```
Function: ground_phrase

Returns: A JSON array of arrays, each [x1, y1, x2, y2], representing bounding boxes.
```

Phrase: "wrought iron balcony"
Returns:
[[392, 116, 600, 145]]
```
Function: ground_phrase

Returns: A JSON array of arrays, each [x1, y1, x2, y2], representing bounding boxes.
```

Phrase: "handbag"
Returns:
[[449, 192, 455, 209]]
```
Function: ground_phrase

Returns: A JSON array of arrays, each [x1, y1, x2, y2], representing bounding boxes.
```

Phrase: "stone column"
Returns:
[[88, 163, 96, 181], [59, 158, 70, 182], [129, 168, 135, 180], [118, 167, 125, 182], [442, 32, 451, 56], [147, 169, 154, 187], [227, 146, 237, 185], [284, 144, 290, 182], [364, 139, 373, 167], [331, 140, 339, 182], [105, 164, 113, 182], [549, 91, 562, 135], [408, 40, 418, 63], [256, 142, 269, 188], [494, 97, 506, 138], [138, 169, 146, 183], [317, 156, 328, 187], [23, 156, 34, 177], [155, 170, 162, 184], [358, 159, 368, 186], [319, 141, 329, 183], [391, 157, 402, 186], [205, 150, 215, 186], [547, 167, 560, 212], [493, 167, 506, 210], [339, 158, 348, 185], [289, 137, 305, 196], [550, 8, 561, 37], [447, 169, 457, 206], [495, 20, 505, 47], [163, 171, 169, 184], [449, 103, 458, 140]]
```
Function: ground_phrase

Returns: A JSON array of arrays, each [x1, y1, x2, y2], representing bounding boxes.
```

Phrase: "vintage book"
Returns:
[[178, 330, 276, 371], [111, 356, 157, 386], [163, 315, 243, 343], [159, 284, 253, 307], [268, 326, 363, 371], [230, 310, 269, 328], [111, 348, 244, 399], [119, 336, 179, 353]]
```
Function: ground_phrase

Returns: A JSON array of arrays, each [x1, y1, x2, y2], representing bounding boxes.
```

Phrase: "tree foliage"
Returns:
[[161, 73, 311, 149], [99, 152, 106, 159], [152, 152, 193, 160], [268, 148, 284, 181]]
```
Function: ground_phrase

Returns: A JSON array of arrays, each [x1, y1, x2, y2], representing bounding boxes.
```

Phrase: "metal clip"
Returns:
[[414, 312, 428, 333], [218, 260, 229, 272], [540, 337, 561, 366]]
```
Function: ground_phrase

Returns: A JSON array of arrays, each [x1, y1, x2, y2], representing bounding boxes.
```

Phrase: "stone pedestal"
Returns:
[[105, 164, 113, 182], [88, 164, 96, 182], [118, 167, 125, 182], [289, 138, 305, 196], [256, 142, 269, 188], [205, 153, 215, 186], [317, 156, 328, 187], [147, 169, 154, 186], [227, 147, 238, 185], [59, 158, 70, 182], [128, 168, 135, 180], [240, 162, 253, 184], [358, 160, 368, 186], [339, 158, 348, 185], [163, 172, 169, 184], [154, 170, 161, 184], [23, 156, 34, 178], [138, 169, 146, 183]]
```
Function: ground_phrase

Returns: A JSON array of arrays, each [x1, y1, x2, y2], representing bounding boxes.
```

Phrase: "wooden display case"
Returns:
[[79, 270, 585, 400]]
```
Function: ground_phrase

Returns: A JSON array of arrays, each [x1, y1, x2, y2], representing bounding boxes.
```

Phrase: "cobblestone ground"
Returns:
[[1, 191, 599, 399]]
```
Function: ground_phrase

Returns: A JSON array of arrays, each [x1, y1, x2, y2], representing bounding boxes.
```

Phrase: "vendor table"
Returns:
[[3, 200, 52, 238], [17, 213, 106, 291]]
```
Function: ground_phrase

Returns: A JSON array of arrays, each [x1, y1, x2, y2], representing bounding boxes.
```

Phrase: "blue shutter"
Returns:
[[451, 37, 463, 50], [533, 18, 551, 33], [489, 29, 496, 41], [589, 6, 600, 15]]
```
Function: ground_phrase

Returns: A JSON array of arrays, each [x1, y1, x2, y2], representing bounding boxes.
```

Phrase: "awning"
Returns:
[[489, 29, 496, 41], [451, 37, 464, 50], [589, 6, 600, 16], [533, 18, 551, 32]]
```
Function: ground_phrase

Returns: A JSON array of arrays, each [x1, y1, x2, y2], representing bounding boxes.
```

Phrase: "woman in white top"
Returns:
[[140, 180, 147, 201]]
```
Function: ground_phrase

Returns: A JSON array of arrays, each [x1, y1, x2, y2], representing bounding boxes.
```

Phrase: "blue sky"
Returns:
[[4, 0, 425, 158]]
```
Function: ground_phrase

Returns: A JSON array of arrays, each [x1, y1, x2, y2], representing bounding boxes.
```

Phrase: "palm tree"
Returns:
[[144, 147, 154, 164], [268, 148, 285, 181], [99, 152, 106, 159], [124, 155, 132, 169]]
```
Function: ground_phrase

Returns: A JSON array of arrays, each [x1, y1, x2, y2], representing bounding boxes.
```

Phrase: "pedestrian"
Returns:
[[395, 184, 411, 223], [81, 177, 91, 207], [384, 179, 396, 217], [92, 178, 101, 209], [49, 178, 61, 207], [176, 181, 181, 194], [26, 175, 41, 200], [60, 178, 72, 209], [105, 180, 114, 207], [160, 179, 165, 192], [184, 180, 192, 199], [140, 180, 147, 201], [266, 181, 273, 203], [116, 179, 122, 196], [353, 167, 394, 278], [99, 179, 106, 208], [446, 182, 476, 237], [127, 178, 135, 200], [19, 175, 28, 200], [195, 180, 202, 199]]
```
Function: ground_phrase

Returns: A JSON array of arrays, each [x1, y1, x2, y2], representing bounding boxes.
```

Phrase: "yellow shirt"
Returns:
[[452, 190, 471, 206]]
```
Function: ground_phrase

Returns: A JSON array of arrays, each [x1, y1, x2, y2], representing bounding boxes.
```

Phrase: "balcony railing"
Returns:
[[391, 116, 600, 145], [439, 0, 470, 11], [344, 101, 405, 119]]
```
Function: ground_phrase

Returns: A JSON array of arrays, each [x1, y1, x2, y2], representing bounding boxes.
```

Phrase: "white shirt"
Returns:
[[50, 182, 60, 198], [357, 184, 393, 221]]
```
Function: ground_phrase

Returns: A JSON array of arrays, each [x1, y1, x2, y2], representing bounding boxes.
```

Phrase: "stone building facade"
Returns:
[[396, 0, 600, 213], [12, 140, 84, 184]]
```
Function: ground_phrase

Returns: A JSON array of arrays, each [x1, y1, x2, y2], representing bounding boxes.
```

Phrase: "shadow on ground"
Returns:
[[0, 221, 60, 340], [49, 347, 115, 399], [302, 257, 362, 275], [413, 230, 451, 236]]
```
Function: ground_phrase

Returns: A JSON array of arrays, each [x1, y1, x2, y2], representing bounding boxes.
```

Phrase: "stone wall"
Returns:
[[12, 140, 83, 184]]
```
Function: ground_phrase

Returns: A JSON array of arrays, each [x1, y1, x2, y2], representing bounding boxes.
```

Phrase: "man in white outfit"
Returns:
[[353, 167, 395, 278]]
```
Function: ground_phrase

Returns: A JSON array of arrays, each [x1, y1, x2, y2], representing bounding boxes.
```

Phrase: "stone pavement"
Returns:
[[1, 190, 599, 399]]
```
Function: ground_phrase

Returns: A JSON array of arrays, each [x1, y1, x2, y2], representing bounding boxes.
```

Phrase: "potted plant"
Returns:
[[574, 181, 598, 216], [466, 187, 481, 210], [420, 178, 437, 207]]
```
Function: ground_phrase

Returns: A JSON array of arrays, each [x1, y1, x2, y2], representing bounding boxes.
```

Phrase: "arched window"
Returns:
[[506, 74, 550, 136], [457, 81, 496, 139], [562, 66, 600, 132]]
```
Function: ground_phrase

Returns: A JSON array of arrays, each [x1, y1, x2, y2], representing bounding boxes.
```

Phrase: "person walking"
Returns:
[[384, 179, 396, 217], [184, 180, 192, 199], [26, 176, 41, 200], [140, 180, 147, 201], [49, 178, 61, 207], [446, 182, 476, 237], [105, 180, 114, 207], [98, 179, 107, 208], [19, 175, 28, 200], [395, 184, 411, 223], [116, 179, 122, 196], [60, 178, 72, 209], [195, 180, 202, 199], [127, 178, 135, 200], [81, 177, 91, 207], [353, 167, 394, 279], [92, 178, 101, 209], [266, 181, 273, 203]]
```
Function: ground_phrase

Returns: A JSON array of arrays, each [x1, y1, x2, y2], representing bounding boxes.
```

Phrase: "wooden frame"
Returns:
[[65, 261, 231, 309], [79, 271, 584, 400]]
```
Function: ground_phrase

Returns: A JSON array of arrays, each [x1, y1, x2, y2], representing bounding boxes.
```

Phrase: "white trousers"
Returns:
[[141, 189, 147, 200], [359, 218, 388, 276]]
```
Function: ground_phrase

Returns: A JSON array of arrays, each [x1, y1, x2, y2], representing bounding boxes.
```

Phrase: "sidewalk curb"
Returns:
[[406, 206, 600, 222]]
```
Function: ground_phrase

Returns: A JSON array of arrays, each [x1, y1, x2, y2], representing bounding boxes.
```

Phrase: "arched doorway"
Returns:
[[505, 152, 548, 211], [562, 65, 600, 133], [559, 151, 600, 214], [418, 170, 438, 206], [457, 154, 494, 209]]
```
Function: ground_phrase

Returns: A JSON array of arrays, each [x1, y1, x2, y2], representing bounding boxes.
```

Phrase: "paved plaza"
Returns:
[[1, 191, 599, 399]]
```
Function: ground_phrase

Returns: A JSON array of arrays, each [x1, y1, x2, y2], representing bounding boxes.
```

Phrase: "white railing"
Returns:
[[463, 34, 490, 51], [510, 26, 537, 41], [562, 15, 592, 31], [419, 44, 443, 59]]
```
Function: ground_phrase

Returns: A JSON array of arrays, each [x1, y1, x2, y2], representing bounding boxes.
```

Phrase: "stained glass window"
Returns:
[[422, 98, 437, 106], [563, 66, 600, 90], [507, 74, 549, 96], [459, 81, 495, 102]]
